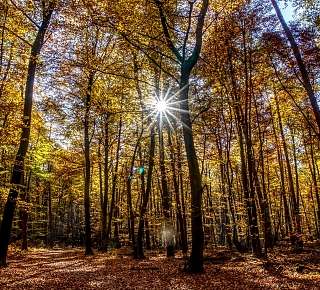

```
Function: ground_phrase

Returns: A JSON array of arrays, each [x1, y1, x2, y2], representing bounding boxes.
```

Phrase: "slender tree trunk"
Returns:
[[84, 73, 94, 256], [275, 94, 303, 251], [177, 134, 188, 252], [106, 118, 122, 241], [168, 128, 187, 254], [306, 131, 320, 239], [20, 169, 31, 250], [271, 0, 320, 133], [254, 95, 273, 249], [127, 128, 143, 248], [113, 189, 120, 248], [101, 114, 110, 249], [47, 178, 53, 247], [158, 118, 174, 257], [215, 135, 227, 245], [145, 218, 151, 250], [135, 125, 156, 259], [240, 126, 261, 255], [270, 109, 292, 238], [98, 137, 104, 246]]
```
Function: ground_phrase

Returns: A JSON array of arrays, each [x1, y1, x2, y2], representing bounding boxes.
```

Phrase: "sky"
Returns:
[[280, 1, 295, 22]]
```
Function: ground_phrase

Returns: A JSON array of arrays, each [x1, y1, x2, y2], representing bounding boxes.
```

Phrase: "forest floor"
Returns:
[[0, 243, 319, 290]]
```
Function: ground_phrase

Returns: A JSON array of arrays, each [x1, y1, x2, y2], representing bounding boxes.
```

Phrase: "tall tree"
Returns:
[[154, 0, 209, 272], [83, 72, 94, 255], [0, 0, 55, 267]]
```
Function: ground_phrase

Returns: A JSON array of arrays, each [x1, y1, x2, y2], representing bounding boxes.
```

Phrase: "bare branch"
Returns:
[[270, 57, 320, 138], [9, 0, 41, 29], [117, 30, 179, 83], [182, 1, 194, 61], [0, 25, 32, 47], [154, 0, 182, 62]]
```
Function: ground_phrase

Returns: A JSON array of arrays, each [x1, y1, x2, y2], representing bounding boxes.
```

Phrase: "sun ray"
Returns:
[[165, 84, 189, 103], [166, 107, 190, 114], [163, 112, 174, 131], [165, 99, 188, 106], [166, 110, 190, 131]]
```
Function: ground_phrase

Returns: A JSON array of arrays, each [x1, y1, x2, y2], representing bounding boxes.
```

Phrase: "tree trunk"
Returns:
[[168, 128, 187, 254], [134, 125, 156, 259], [275, 94, 303, 251], [127, 128, 143, 249], [20, 169, 31, 250], [106, 118, 122, 242], [158, 118, 174, 257], [306, 130, 320, 239], [154, 0, 208, 271], [47, 178, 53, 247], [180, 69, 204, 272], [101, 114, 110, 249], [84, 73, 94, 256]]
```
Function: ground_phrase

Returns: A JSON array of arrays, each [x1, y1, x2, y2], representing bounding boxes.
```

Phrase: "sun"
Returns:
[[155, 99, 168, 113], [145, 86, 191, 131]]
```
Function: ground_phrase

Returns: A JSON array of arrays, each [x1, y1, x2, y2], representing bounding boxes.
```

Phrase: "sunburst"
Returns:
[[145, 85, 191, 131]]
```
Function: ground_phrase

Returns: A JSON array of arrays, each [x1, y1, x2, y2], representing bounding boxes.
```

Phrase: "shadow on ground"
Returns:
[[0, 246, 319, 289]]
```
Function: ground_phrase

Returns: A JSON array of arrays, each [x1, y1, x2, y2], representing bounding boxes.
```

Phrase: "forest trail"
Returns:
[[0, 246, 319, 289]]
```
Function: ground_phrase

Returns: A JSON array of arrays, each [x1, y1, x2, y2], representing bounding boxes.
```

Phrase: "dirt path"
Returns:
[[0, 247, 319, 289]]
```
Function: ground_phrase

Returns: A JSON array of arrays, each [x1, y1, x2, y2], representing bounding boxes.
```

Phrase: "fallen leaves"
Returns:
[[0, 245, 319, 289]]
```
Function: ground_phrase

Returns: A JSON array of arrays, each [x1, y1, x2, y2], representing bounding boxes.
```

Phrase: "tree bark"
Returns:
[[168, 128, 187, 254], [180, 69, 204, 271], [158, 118, 174, 257], [20, 169, 31, 250], [127, 128, 143, 248], [275, 94, 303, 251]]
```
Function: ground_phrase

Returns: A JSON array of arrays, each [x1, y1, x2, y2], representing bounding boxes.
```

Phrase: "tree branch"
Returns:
[[270, 57, 320, 138], [154, 0, 182, 62], [9, 0, 41, 29], [182, 1, 194, 61], [187, 0, 209, 69], [0, 25, 32, 47]]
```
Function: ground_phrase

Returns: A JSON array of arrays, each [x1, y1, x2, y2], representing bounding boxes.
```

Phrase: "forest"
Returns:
[[0, 0, 320, 289]]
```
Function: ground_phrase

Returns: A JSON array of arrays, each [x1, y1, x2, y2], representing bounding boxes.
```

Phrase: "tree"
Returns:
[[0, 0, 55, 267], [154, 0, 209, 272], [134, 124, 156, 259], [271, 0, 320, 134]]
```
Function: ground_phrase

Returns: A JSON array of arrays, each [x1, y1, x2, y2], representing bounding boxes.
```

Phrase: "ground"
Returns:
[[0, 244, 319, 289]]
